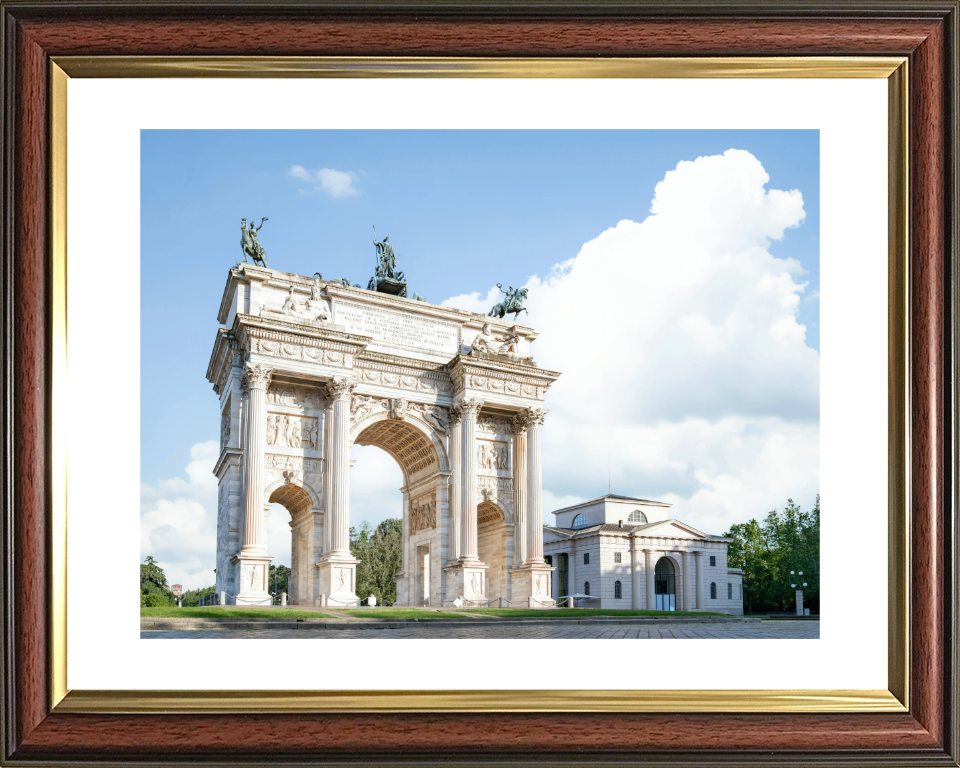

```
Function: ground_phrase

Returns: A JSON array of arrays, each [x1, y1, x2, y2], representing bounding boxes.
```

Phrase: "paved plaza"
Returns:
[[142, 619, 818, 640]]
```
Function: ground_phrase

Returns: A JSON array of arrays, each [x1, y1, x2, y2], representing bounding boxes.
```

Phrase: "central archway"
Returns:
[[351, 412, 449, 606]]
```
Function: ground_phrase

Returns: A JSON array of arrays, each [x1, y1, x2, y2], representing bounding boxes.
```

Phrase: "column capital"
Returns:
[[455, 398, 484, 420], [522, 407, 548, 428], [509, 413, 528, 435], [325, 376, 357, 402], [242, 363, 273, 391]]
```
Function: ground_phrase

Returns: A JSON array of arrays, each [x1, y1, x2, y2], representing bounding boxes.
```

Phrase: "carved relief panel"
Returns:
[[220, 408, 230, 450], [410, 495, 437, 535], [266, 384, 324, 410], [266, 414, 319, 449], [476, 440, 509, 471]]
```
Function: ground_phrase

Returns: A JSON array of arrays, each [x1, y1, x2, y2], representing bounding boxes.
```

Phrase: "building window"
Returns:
[[584, 581, 590, 596], [628, 510, 647, 524], [709, 555, 716, 567], [614, 551, 622, 564], [572, 513, 587, 528], [583, 552, 589, 565], [710, 582, 717, 599], [727, 583, 732, 600], [615, 581, 622, 599]]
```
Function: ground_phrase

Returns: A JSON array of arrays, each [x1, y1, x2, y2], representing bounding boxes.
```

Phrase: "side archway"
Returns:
[[477, 499, 510, 605], [263, 480, 320, 606]]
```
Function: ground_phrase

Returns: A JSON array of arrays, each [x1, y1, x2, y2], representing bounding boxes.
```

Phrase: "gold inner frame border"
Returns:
[[48, 55, 909, 714]]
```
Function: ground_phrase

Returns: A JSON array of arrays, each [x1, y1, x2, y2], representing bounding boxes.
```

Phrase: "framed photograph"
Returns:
[[2, 1, 958, 765]]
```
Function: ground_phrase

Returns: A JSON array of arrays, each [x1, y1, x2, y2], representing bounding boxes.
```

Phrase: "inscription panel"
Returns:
[[334, 300, 460, 356]]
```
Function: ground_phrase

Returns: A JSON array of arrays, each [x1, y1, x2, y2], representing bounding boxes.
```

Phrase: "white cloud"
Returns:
[[140, 440, 219, 590], [287, 165, 360, 198], [441, 284, 503, 315], [446, 149, 820, 535]]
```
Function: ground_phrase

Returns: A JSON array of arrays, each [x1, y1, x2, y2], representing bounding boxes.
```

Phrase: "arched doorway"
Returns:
[[352, 412, 448, 606], [265, 481, 318, 606], [655, 557, 676, 611], [477, 501, 508, 605]]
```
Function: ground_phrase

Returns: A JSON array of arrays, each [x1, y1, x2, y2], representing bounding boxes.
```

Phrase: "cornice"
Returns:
[[232, 312, 372, 351]]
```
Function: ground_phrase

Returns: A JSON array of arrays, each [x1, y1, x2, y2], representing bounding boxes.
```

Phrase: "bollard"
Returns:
[[220, 591, 226, 606], [281, 592, 287, 607]]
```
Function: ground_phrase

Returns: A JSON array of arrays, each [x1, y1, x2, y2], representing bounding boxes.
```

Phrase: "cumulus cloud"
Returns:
[[288, 165, 360, 197], [445, 149, 819, 534], [140, 440, 219, 590]]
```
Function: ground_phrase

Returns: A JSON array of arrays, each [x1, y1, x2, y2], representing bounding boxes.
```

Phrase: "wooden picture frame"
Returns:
[[2, 1, 957, 764]]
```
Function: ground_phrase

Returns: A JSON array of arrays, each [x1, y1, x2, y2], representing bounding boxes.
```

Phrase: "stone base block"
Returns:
[[511, 564, 556, 608], [443, 561, 489, 606], [316, 557, 361, 608], [231, 553, 274, 606]]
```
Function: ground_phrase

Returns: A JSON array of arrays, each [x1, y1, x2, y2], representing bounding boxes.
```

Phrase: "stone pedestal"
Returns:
[[231, 553, 273, 605], [511, 564, 556, 608], [444, 562, 489, 606], [316, 557, 361, 608]]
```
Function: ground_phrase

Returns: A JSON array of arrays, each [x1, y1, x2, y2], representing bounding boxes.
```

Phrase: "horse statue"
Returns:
[[489, 284, 529, 321], [240, 217, 268, 267]]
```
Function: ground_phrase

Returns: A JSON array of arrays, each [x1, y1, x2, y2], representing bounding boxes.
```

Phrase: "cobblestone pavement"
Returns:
[[142, 620, 818, 640]]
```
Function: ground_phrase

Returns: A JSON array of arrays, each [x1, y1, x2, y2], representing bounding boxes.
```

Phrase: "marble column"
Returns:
[[326, 377, 356, 558], [695, 550, 704, 609], [447, 405, 462, 565], [459, 399, 483, 562], [568, 541, 577, 601], [511, 415, 527, 568], [321, 392, 335, 557], [631, 536, 643, 610], [683, 550, 694, 612], [524, 408, 547, 564], [240, 363, 272, 554], [645, 549, 656, 611]]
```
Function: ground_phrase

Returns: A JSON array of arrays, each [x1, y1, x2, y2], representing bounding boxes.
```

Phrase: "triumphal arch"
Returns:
[[206, 258, 561, 608]]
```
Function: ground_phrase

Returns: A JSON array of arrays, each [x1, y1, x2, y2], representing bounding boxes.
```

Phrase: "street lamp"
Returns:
[[789, 570, 808, 617]]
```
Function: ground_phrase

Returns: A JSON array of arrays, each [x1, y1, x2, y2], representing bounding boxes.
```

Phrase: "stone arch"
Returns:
[[263, 479, 320, 606], [264, 477, 319, 516], [477, 499, 509, 604], [477, 499, 506, 526], [351, 412, 449, 481]]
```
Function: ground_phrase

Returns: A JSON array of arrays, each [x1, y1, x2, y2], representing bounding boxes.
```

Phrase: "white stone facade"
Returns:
[[207, 264, 560, 607], [543, 495, 744, 615]]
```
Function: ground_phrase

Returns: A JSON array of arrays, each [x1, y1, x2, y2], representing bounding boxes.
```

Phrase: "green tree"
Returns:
[[181, 585, 215, 607], [140, 555, 174, 607], [351, 518, 403, 606], [724, 496, 820, 614], [268, 564, 291, 601]]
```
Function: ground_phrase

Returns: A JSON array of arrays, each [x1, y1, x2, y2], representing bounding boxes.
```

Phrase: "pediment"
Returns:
[[634, 519, 707, 540]]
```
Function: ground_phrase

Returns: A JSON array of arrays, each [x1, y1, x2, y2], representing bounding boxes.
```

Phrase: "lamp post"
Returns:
[[789, 570, 808, 616]]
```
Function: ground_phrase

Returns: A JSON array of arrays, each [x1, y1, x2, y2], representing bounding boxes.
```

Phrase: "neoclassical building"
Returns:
[[207, 262, 560, 607], [543, 495, 744, 614]]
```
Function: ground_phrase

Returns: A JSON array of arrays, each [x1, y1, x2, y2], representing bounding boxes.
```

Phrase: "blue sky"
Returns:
[[142, 129, 818, 484], [141, 130, 819, 585]]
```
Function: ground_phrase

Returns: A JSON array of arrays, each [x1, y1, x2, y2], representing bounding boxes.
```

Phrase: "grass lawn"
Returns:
[[141, 607, 330, 619], [337, 609, 468, 620], [461, 608, 725, 618], [337, 607, 726, 619]]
